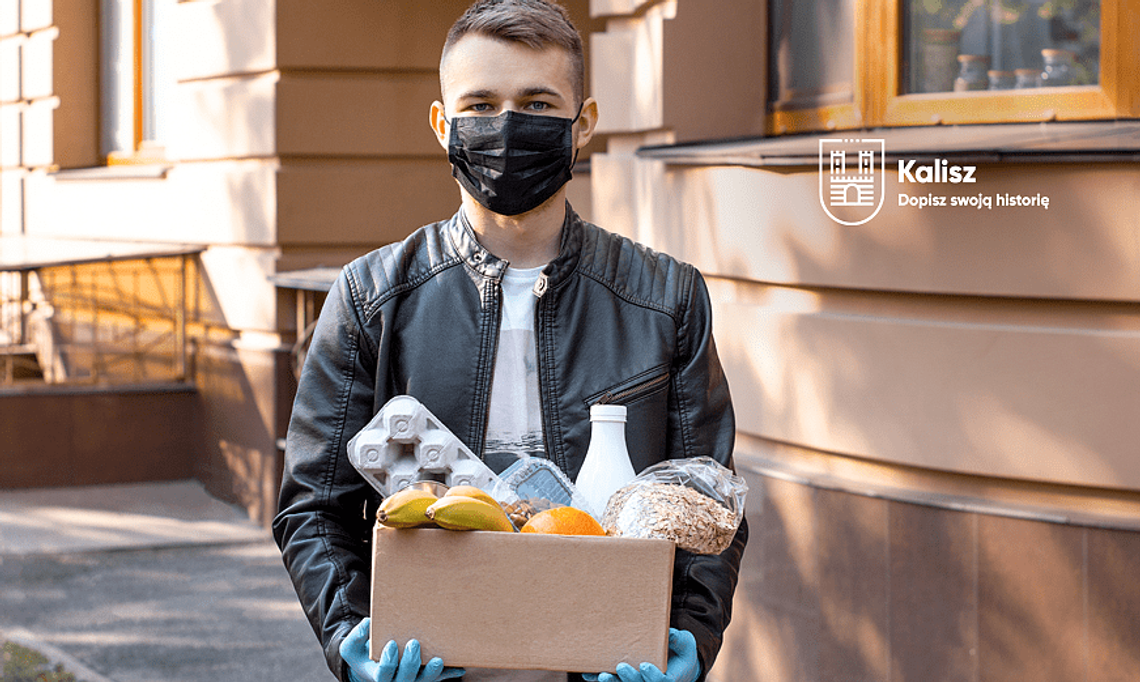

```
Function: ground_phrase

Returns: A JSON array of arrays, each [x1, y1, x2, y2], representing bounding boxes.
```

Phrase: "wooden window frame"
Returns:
[[132, 0, 145, 152], [105, 0, 166, 165], [768, 0, 1140, 135]]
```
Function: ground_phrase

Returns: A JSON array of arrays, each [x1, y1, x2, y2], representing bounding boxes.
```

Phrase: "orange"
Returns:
[[520, 506, 607, 536]]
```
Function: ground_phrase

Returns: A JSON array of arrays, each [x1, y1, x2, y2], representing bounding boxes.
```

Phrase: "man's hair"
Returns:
[[442, 0, 585, 107]]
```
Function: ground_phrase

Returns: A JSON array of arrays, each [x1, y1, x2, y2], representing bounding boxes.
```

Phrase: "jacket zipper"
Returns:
[[532, 272, 567, 472], [473, 274, 503, 459], [594, 369, 670, 406]]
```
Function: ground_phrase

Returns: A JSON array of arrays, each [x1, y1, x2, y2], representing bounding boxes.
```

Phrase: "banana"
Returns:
[[443, 485, 499, 507], [377, 488, 438, 529], [425, 495, 517, 532]]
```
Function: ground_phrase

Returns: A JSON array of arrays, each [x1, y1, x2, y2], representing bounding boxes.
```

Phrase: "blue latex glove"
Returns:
[[582, 628, 700, 682], [340, 618, 465, 682]]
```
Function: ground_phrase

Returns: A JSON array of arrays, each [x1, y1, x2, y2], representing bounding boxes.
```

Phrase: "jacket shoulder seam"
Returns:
[[672, 267, 700, 455], [342, 266, 379, 361], [358, 257, 464, 324], [574, 266, 685, 322], [574, 225, 692, 323]]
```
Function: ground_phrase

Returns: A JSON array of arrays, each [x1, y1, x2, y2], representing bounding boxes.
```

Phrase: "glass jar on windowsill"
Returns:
[[1014, 68, 1042, 89], [987, 70, 1016, 90], [1040, 49, 1077, 87], [954, 54, 990, 92]]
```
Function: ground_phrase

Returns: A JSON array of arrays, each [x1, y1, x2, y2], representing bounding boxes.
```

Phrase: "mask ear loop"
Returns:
[[569, 102, 585, 171], [440, 107, 455, 150]]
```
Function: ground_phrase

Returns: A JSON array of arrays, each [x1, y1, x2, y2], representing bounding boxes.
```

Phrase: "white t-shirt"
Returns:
[[483, 264, 547, 475], [478, 266, 564, 681]]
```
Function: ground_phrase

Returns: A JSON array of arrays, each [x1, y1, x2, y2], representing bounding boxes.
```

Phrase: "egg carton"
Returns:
[[347, 395, 506, 499]]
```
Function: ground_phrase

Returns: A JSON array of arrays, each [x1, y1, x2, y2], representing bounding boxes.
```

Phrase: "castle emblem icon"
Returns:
[[819, 138, 886, 226]]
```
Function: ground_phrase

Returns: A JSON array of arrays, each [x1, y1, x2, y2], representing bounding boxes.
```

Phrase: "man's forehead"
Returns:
[[440, 34, 575, 99]]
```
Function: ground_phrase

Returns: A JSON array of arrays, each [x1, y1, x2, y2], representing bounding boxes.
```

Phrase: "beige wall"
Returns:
[[54, 0, 99, 169], [273, 0, 458, 267]]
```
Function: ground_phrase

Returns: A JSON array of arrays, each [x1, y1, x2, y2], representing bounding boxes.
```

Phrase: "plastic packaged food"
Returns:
[[499, 497, 560, 529], [492, 456, 594, 516], [600, 456, 748, 555]]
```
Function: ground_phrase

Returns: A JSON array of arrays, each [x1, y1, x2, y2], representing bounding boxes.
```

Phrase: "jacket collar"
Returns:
[[449, 202, 584, 287]]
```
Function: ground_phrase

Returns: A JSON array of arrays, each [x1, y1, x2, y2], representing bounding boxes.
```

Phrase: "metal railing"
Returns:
[[0, 240, 202, 387]]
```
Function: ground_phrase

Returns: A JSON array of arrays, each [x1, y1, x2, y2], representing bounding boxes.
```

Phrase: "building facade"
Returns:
[[2, 0, 1139, 679]]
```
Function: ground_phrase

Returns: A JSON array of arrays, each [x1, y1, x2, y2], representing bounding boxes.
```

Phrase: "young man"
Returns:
[[272, 2, 747, 681]]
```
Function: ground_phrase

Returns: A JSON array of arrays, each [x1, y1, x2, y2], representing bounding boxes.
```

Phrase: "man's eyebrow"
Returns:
[[456, 87, 565, 101], [517, 86, 564, 100], [457, 89, 497, 101]]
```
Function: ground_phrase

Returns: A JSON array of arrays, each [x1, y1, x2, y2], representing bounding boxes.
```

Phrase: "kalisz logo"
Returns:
[[819, 138, 886, 226]]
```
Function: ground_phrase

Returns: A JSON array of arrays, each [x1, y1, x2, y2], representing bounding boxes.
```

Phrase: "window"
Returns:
[[769, 0, 856, 111], [905, 0, 1100, 93], [768, 0, 863, 131], [767, 0, 1138, 134], [101, 0, 171, 163]]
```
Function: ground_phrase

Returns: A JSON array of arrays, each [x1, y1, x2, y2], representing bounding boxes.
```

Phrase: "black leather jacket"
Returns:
[[273, 205, 748, 681]]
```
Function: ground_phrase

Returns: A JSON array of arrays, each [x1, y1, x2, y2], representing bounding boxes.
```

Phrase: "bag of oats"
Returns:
[[600, 456, 747, 555]]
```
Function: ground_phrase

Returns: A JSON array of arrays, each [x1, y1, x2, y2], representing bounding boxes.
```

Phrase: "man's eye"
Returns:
[[469, 103, 493, 113], [526, 101, 551, 111]]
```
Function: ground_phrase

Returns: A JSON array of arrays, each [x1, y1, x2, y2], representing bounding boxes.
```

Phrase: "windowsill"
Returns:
[[636, 120, 1140, 167], [51, 164, 172, 182]]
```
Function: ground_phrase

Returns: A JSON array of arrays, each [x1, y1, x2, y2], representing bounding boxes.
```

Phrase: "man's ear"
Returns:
[[574, 96, 600, 151], [430, 100, 449, 150]]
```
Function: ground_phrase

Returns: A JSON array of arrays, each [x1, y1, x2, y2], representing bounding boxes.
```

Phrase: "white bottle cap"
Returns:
[[590, 404, 627, 421]]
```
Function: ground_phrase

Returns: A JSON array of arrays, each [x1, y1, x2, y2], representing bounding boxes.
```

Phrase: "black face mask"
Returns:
[[447, 108, 580, 216]]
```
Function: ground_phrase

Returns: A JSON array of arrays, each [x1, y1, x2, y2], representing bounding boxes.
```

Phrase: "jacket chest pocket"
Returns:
[[585, 366, 670, 473], [586, 365, 670, 407]]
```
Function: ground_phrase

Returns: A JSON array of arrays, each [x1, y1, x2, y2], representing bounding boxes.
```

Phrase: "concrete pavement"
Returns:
[[0, 480, 332, 682]]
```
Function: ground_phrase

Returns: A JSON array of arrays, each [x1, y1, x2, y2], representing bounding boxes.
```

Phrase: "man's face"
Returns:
[[429, 32, 599, 218], [438, 33, 580, 122]]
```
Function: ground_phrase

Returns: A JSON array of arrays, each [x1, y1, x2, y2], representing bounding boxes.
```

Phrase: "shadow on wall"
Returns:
[[711, 472, 899, 682], [712, 464, 1140, 682], [189, 265, 289, 527], [170, 3, 282, 524]]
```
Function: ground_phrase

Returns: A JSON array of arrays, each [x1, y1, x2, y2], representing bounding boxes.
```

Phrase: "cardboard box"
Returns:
[[370, 526, 674, 673]]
